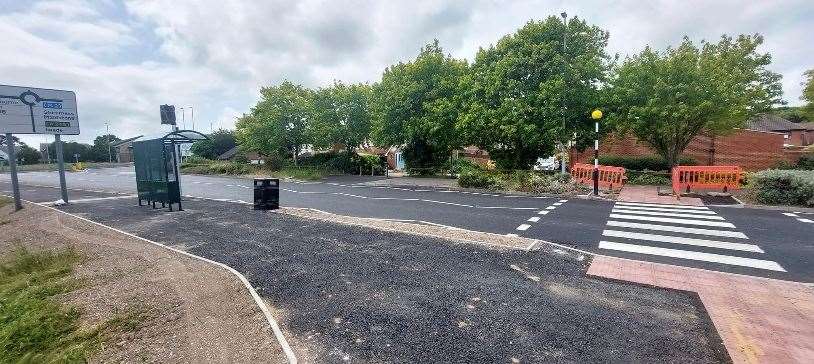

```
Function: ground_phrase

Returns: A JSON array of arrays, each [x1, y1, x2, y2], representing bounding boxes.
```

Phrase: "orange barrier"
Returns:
[[570, 163, 627, 191], [672, 165, 742, 195]]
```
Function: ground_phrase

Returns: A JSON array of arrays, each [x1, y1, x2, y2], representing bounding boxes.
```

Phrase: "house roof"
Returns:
[[110, 135, 143, 147], [745, 114, 806, 132], [217, 146, 239, 160], [799, 122, 814, 131]]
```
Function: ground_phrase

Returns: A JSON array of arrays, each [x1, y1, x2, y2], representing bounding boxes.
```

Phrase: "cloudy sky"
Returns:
[[2, 0, 813, 146]]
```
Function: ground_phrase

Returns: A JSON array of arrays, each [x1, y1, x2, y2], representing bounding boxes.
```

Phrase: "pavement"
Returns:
[[1, 166, 812, 282], [44, 195, 728, 363]]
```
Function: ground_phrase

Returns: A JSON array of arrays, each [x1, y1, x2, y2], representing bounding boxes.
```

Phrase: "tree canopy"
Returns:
[[607, 34, 783, 167], [457, 17, 610, 169], [236, 81, 312, 164], [309, 81, 372, 152], [90, 134, 121, 162], [371, 40, 468, 170], [190, 129, 237, 159], [803, 69, 814, 118]]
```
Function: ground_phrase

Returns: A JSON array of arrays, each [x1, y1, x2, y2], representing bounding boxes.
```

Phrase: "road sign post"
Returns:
[[4, 133, 22, 210], [0, 85, 79, 207]]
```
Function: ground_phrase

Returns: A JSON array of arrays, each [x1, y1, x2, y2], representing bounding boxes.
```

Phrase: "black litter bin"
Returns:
[[253, 178, 279, 210]]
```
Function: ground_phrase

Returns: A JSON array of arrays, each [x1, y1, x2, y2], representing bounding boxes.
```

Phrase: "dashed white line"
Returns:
[[516, 224, 531, 231], [537, 210, 550, 215], [527, 217, 540, 222]]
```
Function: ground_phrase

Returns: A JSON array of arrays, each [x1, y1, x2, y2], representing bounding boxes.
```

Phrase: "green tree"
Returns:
[[236, 81, 312, 165], [371, 40, 468, 170], [803, 69, 814, 118], [90, 134, 121, 162], [457, 17, 610, 169], [774, 106, 809, 123], [48, 141, 93, 162], [190, 129, 237, 159], [608, 34, 783, 167], [17, 144, 41, 165], [309, 81, 372, 153]]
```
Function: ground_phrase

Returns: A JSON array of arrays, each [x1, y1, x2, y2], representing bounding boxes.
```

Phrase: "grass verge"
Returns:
[[0, 246, 142, 362], [0, 196, 12, 208]]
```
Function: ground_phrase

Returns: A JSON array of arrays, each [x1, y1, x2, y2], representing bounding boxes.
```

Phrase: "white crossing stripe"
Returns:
[[516, 224, 531, 231], [782, 212, 798, 217], [615, 202, 709, 210], [537, 210, 549, 215], [527, 217, 540, 222], [553, 202, 563, 206], [545, 206, 556, 210], [611, 208, 725, 220], [606, 221, 748, 239], [602, 230, 763, 253], [559, 199, 568, 203], [799, 218, 813, 223], [612, 205, 717, 214], [598, 241, 785, 272], [609, 214, 736, 228]]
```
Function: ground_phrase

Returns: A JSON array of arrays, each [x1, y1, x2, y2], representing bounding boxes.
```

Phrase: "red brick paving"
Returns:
[[588, 256, 814, 363]]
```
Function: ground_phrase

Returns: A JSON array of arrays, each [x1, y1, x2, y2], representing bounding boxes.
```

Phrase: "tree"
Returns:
[[236, 81, 312, 165], [309, 81, 372, 153], [803, 69, 814, 118], [48, 141, 93, 162], [190, 129, 237, 159], [90, 134, 121, 162], [457, 17, 610, 169], [371, 40, 468, 170], [608, 34, 783, 167], [774, 106, 809, 123], [17, 144, 41, 165]]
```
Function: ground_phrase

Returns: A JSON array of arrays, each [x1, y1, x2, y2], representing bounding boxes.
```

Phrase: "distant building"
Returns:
[[745, 114, 814, 147], [110, 135, 143, 163]]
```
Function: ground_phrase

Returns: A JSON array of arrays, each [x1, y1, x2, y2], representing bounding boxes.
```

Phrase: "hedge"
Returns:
[[747, 169, 814, 206]]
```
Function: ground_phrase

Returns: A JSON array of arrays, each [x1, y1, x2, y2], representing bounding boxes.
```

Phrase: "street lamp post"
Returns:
[[591, 109, 603, 196], [560, 12, 568, 174]]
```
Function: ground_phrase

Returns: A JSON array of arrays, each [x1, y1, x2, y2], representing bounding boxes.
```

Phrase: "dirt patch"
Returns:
[[0, 203, 288, 363]]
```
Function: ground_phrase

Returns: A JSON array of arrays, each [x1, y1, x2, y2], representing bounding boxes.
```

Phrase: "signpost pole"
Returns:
[[54, 134, 69, 203], [4, 133, 23, 210]]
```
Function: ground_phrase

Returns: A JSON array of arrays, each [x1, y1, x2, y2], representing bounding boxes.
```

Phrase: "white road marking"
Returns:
[[611, 208, 726, 220], [516, 224, 531, 231], [545, 206, 556, 210], [527, 217, 540, 222], [537, 210, 549, 215], [558, 199, 568, 203], [799, 218, 813, 223], [598, 241, 785, 272], [608, 220, 749, 239], [552, 202, 563, 206], [41, 195, 138, 205], [782, 212, 798, 217], [612, 205, 717, 214], [615, 202, 709, 210], [602, 230, 763, 253], [608, 214, 736, 228]]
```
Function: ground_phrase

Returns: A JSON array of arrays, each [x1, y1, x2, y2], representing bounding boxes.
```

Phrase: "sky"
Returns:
[[2, 0, 813, 147]]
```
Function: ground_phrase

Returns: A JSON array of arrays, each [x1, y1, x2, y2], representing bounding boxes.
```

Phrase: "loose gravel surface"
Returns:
[[0, 202, 287, 363], [57, 197, 731, 363]]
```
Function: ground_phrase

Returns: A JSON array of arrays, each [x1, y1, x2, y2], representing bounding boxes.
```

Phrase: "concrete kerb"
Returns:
[[10, 198, 299, 364]]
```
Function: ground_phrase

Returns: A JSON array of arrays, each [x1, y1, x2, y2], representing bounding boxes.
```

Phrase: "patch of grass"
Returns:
[[0, 196, 12, 208], [0, 247, 143, 362], [272, 166, 336, 181]]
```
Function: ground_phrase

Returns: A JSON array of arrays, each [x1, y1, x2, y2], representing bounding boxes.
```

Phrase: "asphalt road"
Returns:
[[2, 166, 812, 282], [51, 197, 729, 363]]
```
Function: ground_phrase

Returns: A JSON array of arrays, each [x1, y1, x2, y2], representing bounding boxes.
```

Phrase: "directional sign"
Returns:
[[0, 84, 79, 135]]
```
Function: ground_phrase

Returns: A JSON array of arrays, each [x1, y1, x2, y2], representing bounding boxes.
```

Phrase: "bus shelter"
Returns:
[[132, 130, 207, 211]]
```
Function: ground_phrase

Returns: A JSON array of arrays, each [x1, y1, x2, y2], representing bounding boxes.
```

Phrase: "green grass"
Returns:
[[0, 247, 143, 362], [181, 162, 337, 181], [0, 196, 12, 208]]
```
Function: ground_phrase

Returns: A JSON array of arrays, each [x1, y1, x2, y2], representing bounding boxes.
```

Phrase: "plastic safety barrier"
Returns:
[[570, 163, 627, 191], [672, 165, 742, 195]]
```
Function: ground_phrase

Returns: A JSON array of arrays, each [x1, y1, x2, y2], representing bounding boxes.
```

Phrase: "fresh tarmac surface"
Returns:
[[46, 196, 729, 363], [2, 166, 812, 282]]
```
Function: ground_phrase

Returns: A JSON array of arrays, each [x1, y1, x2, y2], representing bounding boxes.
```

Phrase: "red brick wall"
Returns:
[[570, 129, 807, 171]]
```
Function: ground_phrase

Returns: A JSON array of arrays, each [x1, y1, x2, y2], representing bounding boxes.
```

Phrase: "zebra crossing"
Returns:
[[599, 201, 786, 272]]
